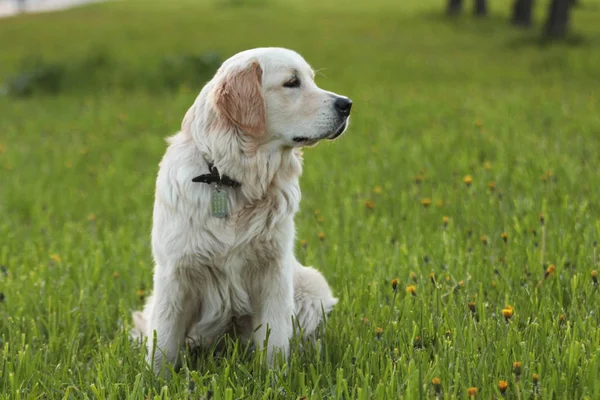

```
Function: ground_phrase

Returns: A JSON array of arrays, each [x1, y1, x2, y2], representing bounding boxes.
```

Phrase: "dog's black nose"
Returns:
[[334, 97, 353, 117]]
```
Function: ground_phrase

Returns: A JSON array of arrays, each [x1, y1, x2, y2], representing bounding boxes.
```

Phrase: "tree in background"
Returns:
[[512, 0, 534, 27], [544, 0, 572, 38], [473, 0, 487, 16], [446, 0, 463, 15], [446, 0, 488, 17]]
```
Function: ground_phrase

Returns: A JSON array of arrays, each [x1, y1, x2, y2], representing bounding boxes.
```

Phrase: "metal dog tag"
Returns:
[[211, 186, 229, 218]]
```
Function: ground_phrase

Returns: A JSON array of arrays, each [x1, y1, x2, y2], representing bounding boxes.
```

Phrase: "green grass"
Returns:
[[1, 0, 600, 398]]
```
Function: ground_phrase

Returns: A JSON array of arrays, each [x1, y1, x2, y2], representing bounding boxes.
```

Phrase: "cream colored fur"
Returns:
[[130, 47, 351, 375]]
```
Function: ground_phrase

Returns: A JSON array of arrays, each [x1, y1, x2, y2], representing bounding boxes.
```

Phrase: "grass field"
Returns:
[[1, 0, 600, 398]]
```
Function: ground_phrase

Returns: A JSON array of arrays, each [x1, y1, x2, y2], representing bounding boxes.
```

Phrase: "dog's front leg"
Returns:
[[145, 272, 198, 376], [250, 257, 295, 365]]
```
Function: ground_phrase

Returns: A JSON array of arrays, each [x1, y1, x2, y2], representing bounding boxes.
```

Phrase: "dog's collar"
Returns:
[[191, 160, 241, 188]]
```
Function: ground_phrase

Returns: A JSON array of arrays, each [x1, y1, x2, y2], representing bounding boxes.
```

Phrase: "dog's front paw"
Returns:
[[265, 334, 291, 366], [253, 317, 293, 365]]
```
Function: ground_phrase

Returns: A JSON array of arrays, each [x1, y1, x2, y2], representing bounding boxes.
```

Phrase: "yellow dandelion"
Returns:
[[391, 278, 399, 291], [50, 254, 62, 263], [317, 232, 325, 240], [536, 264, 557, 288], [545, 264, 556, 278], [136, 288, 145, 299], [488, 181, 496, 191], [376, 327, 383, 338], [373, 185, 382, 194], [591, 270, 597, 285], [300, 239, 308, 248], [513, 361, 522, 378], [113, 272, 120, 279], [88, 213, 96, 221], [413, 336, 423, 348], [364, 200, 375, 209], [467, 387, 478, 397], [484, 161, 492, 170], [468, 301, 476, 313], [463, 175, 473, 187], [458, 280, 465, 287], [502, 307, 514, 321], [498, 380, 508, 394], [532, 373, 539, 384], [559, 314, 565, 323], [432, 377, 441, 393], [481, 235, 488, 245], [406, 285, 417, 296], [501, 232, 508, 243], [445, 330, 451, 339], [410, 271, 417, 282], [421, 198, 431, 208], [442, 216, 449, 227], [429, 272, 436, 285]]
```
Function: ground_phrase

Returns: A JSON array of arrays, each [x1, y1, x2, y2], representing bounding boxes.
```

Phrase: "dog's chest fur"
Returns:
[[152, 134, 302, 275]]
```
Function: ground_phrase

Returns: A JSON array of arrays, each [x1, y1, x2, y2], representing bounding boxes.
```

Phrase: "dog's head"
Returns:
[[205, 47, 352, 148]]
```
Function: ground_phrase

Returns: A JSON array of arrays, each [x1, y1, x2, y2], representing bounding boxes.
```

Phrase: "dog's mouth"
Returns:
[[292, 119, 349, 146], [292, 136, 312, 143], [327, 119, 349, 140]]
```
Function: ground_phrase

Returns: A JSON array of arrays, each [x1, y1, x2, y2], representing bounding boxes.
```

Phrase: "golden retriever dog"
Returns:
[[130, 47, 352, 375]]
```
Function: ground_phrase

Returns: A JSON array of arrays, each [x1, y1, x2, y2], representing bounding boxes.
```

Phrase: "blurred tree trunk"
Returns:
[[512, 0, 534, 27], [473, 0, 487, 16], [544, 0, 572, 39], [447, 0, 463, 15]]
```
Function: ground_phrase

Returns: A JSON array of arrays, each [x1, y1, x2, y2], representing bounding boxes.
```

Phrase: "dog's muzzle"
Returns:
[[327, 96, 352, 140]]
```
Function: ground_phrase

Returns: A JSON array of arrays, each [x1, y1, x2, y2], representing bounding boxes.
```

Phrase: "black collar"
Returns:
[[191, 160, 241, 188]]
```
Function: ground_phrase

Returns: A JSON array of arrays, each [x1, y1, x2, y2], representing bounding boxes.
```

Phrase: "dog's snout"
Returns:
[[334, 97, 353, 117]]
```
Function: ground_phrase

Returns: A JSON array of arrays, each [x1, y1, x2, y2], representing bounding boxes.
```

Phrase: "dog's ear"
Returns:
[[214, 61, 266, 136]]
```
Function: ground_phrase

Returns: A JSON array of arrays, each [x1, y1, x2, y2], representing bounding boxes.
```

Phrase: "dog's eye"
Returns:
[[283, 77, 301, 88]]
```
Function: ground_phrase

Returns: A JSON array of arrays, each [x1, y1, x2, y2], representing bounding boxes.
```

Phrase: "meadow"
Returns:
[[1, 0, 600, 398]]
